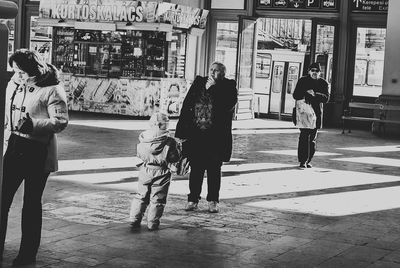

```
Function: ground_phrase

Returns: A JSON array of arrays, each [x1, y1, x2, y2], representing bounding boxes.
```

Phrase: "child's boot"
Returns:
[[147, 202, 165, 231], [129, 199, 148, 230]]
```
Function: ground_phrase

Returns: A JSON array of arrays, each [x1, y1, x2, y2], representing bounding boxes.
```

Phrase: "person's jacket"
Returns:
[[4, 64, 69, 172], [175, 75, 238, 162], [137, 129, 180, 171], [293, 75, 329, 129]]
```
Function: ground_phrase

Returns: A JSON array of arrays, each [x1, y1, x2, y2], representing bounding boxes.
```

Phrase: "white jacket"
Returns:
[[4, 81, 69, 172]]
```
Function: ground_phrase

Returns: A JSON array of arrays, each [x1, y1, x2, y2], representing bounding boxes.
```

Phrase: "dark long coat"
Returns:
[[175, 76, 238, 162], [293, 75, 329, 129]]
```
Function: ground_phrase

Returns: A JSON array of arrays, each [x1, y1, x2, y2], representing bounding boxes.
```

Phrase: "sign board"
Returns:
[[39, 0, 209, 29], [351, 0, 388, 12], [258, 0, 338, 11]]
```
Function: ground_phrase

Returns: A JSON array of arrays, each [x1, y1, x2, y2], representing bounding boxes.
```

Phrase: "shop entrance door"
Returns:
[[269, 61, 300, 119], [234, 16, 257, 120]]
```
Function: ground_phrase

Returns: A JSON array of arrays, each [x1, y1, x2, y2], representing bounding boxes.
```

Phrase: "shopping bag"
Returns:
[[176, 156, 191, 176], [295, 99, 316, 129]]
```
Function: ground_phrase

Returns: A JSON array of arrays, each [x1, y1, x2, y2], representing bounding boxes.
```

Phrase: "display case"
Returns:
[[121, 30, 144, 77], [53, 27, 75, 73], [167, 30, 187, 78], [143, 31, 166, 77], [52, 28, 175, 79]]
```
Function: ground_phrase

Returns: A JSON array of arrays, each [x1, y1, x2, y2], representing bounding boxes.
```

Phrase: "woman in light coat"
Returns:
[[1, 49, 68, 266]]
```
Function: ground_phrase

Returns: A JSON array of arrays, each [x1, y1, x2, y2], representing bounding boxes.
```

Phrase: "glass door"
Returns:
[[234, 16, 257, 120], [311, 19, 338, 96], [269, 61, 285, 115], [283, 62, 300, 114], [269, 61, 300, 118]]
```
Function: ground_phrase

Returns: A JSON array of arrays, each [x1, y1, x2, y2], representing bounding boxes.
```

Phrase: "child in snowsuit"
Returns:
[[129, 112, 181, 230]]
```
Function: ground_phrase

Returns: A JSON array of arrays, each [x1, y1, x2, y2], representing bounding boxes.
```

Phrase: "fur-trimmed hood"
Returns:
[[35, 64, 60, 87]]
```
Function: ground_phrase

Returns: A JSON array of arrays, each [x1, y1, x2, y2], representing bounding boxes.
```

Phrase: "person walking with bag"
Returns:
[[1, 49, 68, 266], [293, 62, 329, 169], [129, 112, 181, 231], [175, 62, 238, 213]]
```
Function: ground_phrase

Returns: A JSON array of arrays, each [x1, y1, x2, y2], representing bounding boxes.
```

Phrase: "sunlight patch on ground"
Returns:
[[337, 145, 400, 153], [69, 120, 174, 130], [245, 186, 400, 216], [169, 168, 400, 199], [222, 162, 292, 172], [50, 171, 138, 184], [58, 157, 244, 173], [58, 157, 142, 171], [332, 157, 400, 167], [233, 129, 300, 135], [259, 150, 341, 156]]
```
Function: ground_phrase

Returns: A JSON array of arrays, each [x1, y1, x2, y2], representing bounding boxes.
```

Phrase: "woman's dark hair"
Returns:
[[9, 49, 59, 87], [9, 49, 48, 78]]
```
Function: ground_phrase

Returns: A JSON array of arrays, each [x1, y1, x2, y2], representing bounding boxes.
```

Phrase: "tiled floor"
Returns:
[[2, 113, 400, 267]]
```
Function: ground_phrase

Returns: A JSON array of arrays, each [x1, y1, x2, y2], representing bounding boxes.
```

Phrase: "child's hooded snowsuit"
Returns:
[[129, 129, 180, 228]]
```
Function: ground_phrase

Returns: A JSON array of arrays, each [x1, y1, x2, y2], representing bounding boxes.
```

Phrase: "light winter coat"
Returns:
[[4, 66, 68, 172], [137, 129, 181, 179]]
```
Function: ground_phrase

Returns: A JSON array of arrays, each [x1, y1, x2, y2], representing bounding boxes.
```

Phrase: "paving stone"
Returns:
[[272, 250, 328, 266], [289, 239, 353, 258], [316, 257, 371, 268], [381, 249, 400, 263], [337, 245, 392, 263], [367, 260, 400, 268]]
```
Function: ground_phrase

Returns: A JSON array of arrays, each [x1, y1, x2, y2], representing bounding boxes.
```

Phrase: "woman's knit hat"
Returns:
[[149, 112, 169, 130]]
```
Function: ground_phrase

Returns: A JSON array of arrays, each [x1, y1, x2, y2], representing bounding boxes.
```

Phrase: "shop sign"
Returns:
[[352, 0, 388, 12], [258, 0, 337, 10], [39, 0, 209, 29]]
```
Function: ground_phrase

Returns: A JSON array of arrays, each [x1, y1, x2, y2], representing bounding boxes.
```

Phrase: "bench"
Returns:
[[342, 102, 400, 135]]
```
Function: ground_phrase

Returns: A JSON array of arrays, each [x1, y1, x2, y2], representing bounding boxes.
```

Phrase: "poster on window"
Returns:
[[160, 78, 188, 117], [62, 75, 189, 116]]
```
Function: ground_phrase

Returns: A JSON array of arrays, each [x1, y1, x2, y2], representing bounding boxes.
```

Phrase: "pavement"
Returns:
[[2, 111, 400, 267]]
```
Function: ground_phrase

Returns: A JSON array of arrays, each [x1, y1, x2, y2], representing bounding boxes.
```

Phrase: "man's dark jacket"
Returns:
[[293, 75, 329, 129], [175, 76, 238, 162]]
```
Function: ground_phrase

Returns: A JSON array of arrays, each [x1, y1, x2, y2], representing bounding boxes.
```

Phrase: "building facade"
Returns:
[[2, 0, 398, 130]]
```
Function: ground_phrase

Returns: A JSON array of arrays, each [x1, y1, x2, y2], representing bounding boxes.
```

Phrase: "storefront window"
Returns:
[[51, 28, 187, 79], [353, 27, 386, 97], [30, 16, 52, 63], [215, 22, 238, 79], [258, 18, 311, 52], [167, 30, 187, 78]]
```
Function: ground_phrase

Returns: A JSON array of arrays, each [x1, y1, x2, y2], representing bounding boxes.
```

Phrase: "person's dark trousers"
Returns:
[[0, 134, 49, 260], [187, 159, 222, 203], [298, 128, 318, 164]]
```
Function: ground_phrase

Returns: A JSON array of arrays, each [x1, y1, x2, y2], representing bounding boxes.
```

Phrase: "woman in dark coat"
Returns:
[[175, 62, 238, 213]]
